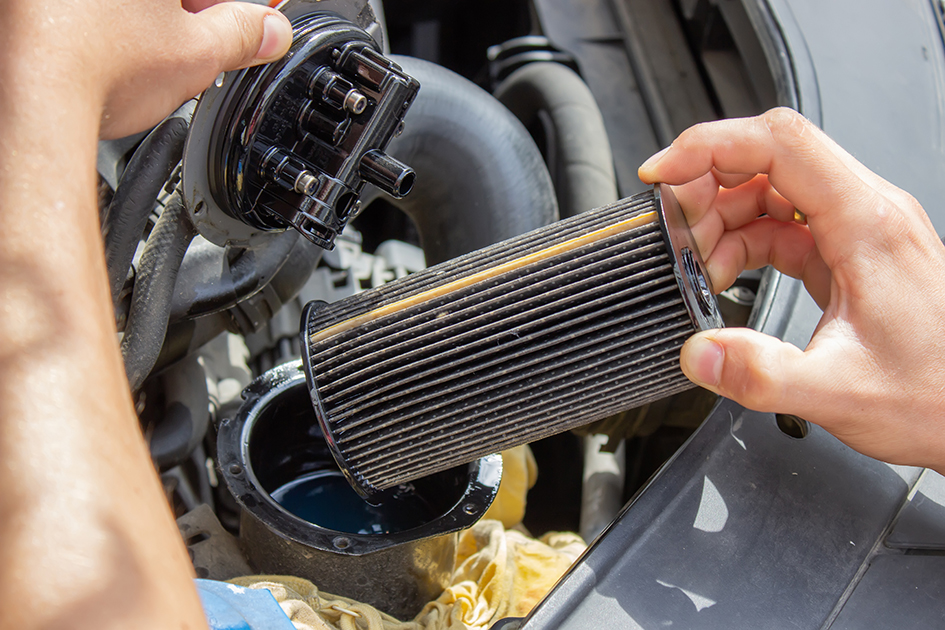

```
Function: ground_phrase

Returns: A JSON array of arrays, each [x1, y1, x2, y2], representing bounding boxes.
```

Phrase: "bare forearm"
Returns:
[[0, 0, 292, 624], [0, 73, 206, 629]]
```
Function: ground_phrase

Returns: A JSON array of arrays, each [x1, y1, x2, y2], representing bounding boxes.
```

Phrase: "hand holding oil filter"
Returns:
[[639, 107, 945, 474], [300, 184, 722, 497]]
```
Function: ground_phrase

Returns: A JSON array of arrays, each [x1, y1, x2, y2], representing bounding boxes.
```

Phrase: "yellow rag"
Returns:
[[482, 446, 538, 529], [230, 520, 585, 630]]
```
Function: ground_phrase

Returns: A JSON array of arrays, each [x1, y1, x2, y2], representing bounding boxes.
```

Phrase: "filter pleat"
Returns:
[[360, 363, 689, 483], [328, 280, 682, 419], [312, 223, 665, 375], [342, 322, 691, 461], [321, 262, 676, 408], [305, 195, 657, 332], [333, 306, 689, 441]]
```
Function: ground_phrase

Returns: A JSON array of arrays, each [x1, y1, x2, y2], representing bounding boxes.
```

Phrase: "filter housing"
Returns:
[[302, 184, 723, 497]]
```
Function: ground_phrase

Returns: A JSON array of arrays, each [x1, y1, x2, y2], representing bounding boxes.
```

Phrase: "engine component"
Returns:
[[241, 53, 563, 377], [183, 5, 419, 249], [360, 55, 559, 265], [103, 101, 194, 305], [494, 61, 618, 218], [580, 435, 626, 543], [170, 231, 304, 322], [152, 232, 323, 378], [150, 354, 210, 470], [243, 228, 427, 375], [217, 362, 501, 619], [121, 191, 197, 391], [301, 184, 723, 497], [486, 35, 580, 89]]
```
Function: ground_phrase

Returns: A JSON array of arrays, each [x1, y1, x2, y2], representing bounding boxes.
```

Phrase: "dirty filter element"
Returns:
[[301, 184, 724, 497]]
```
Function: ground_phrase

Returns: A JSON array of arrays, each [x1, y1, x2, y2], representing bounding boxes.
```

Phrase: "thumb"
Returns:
[[680, 328, 809, 413], [189, 3, 293, 72]]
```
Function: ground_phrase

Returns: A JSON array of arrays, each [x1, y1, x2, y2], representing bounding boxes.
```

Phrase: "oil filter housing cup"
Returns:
[[217, 362, 502, 620], [301, 184, 724, 497]]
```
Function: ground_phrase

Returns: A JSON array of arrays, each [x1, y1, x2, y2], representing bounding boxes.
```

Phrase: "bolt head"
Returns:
[[344, 90, 368, 115], [294, 171, 319, 196]]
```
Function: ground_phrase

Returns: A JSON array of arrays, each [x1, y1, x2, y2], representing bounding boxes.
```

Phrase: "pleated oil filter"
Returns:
[[301, 184, 723, 497]]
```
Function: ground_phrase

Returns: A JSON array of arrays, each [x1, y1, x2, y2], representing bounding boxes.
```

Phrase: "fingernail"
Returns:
[[640, 146, 670, 171], [256, 13, 292, 62], [682, 334, 723, 387]]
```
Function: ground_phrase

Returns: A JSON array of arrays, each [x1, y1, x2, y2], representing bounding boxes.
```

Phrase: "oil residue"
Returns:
[[270, 470, 440, 534]]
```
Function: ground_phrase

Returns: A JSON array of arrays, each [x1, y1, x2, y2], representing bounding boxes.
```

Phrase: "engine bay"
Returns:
[[97, 0, 838, 625]]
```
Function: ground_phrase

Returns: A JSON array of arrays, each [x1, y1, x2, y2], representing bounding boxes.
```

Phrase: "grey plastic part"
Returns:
[[579, 435, 626, 544], [524, 397, 925, 628], [97, 132, 147, 190], [764, 0, 945, 229], [886, 470, 945, 550], [151, 354, 210, 469], [829, 556, 945, 629], [178, 504, 254, 581]]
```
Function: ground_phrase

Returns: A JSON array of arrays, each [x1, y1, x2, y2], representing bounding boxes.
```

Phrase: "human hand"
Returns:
[[2, 0, 293, 139], [638, 107, 945, 473]]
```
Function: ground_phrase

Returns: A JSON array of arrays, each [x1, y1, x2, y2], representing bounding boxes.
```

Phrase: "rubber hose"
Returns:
[[121, 192, 197, 390], [169, 231, 301, 322], [152, 234, 323, 375], [366, 55, 559, 264], [103, 105, 192, 304], [150, 354, 209, 470], [494, 62, 618, 218]]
